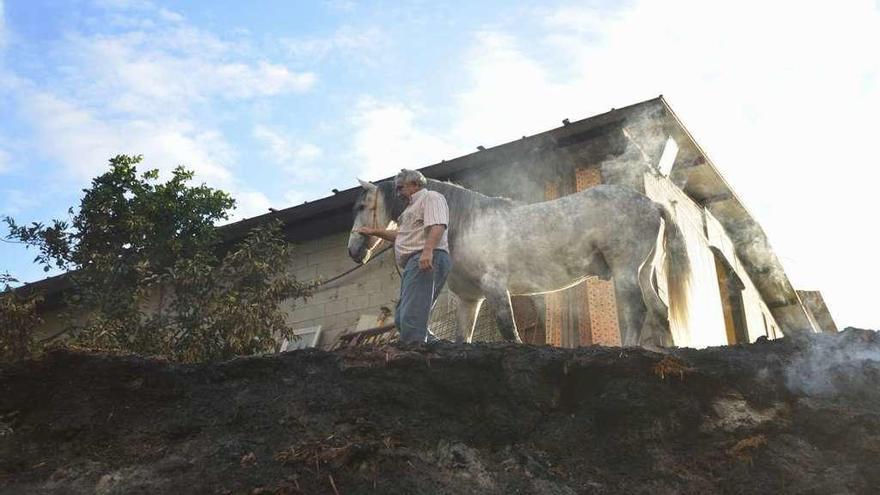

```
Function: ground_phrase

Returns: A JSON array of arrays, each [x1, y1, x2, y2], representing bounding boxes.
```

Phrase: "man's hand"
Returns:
[[353, 226, 376, 235], [419, 250, 434, 271]]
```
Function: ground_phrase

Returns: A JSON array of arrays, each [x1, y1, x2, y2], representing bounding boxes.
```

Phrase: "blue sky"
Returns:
[[1, 0, 879, 329]]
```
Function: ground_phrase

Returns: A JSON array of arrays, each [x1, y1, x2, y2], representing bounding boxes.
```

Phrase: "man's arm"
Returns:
[[419, 191, 450, 271], [418, 224, 446, 271], [353, 227, 397, 243]]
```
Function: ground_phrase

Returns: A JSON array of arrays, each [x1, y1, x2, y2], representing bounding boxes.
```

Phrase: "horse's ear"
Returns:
[[357, 178, 378, 191]]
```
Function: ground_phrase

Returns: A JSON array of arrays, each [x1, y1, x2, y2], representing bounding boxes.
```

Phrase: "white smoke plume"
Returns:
[[785, 328, 880, 398]]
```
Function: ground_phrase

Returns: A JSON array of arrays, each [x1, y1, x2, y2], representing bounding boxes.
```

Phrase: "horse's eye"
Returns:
[[356, 205, 365, 211]]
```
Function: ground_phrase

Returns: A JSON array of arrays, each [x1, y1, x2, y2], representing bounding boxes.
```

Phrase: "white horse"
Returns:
[[347, 178, 690, 347]]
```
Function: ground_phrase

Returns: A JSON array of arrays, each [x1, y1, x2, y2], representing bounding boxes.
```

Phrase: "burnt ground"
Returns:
[[1, 329, 879, 495]]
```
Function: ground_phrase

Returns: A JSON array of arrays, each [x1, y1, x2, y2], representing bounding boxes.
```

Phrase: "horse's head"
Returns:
[[348, 179, 395, 264]]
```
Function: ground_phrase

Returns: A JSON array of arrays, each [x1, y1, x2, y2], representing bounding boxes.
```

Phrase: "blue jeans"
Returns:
[[396, 249, 452, 343]]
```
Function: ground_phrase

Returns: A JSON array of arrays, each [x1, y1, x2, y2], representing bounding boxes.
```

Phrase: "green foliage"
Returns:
[[4, 154, 313, 362], [0, 273, 43, 363], [157, 221, 316, 362]]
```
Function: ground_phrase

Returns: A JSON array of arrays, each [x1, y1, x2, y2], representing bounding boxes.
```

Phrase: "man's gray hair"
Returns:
[[395, 169, 427, 188]]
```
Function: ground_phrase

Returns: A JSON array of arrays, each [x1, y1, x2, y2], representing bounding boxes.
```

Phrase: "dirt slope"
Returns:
[[1, 329, 879, 494]]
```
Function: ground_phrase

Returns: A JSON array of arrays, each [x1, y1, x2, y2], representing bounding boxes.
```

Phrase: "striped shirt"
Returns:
[[395, 188, 449, 267]]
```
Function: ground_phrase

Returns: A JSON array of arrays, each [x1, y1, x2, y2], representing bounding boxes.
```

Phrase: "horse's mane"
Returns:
[[374, 178, 516, 224], [426, 178, 517, 213], [368, 178, 517, 250], [376, 181, 406, 220], [424, 179, 518, 247]]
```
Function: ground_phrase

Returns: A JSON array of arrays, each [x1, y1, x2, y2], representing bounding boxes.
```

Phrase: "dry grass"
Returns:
[[728, 435, 767, 464], [274, 442, 354, 467], [651, 355, 694, 381]]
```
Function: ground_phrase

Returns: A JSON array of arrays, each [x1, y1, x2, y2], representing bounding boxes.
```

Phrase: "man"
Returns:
[[355, 169, 452, 343]]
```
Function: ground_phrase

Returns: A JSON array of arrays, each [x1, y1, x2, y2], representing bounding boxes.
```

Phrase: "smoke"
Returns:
[[422, 130, 678, 343], [354, 106, 749, 346], [784, 328, 880, 398]]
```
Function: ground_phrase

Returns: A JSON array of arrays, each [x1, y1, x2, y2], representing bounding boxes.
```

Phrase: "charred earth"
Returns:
[[2, 328, 879, 494]]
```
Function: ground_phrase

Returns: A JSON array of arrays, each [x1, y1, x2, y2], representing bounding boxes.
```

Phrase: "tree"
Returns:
[[4, 154, 314, 362], [0, 272, 43, 362]]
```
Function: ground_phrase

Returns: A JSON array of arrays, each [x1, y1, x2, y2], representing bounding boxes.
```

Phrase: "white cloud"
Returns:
[[157, 8, 184, 23], [449, 31, 579, 146], [322, 0, 357, 13], [230, 190, 273, 221], [19, 87, 272, 223], [252, 124, 327, 214], [253, 125, 294, 162], [295, 142, 322, 163], [219, 61, 315, 97], [3, 5, 322, 225], [253, 125, 323, 180], [59, 29, 314, 116], [20, 89, 233, 184], [350, 98, 462, 180], [282, 25, 386, 62]]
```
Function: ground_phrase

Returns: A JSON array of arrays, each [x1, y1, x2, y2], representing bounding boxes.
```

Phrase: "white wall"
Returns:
[[705, 209, 782, 341]]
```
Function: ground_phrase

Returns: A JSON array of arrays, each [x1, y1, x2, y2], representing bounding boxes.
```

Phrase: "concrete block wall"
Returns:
[[282, 231, 402, 348]]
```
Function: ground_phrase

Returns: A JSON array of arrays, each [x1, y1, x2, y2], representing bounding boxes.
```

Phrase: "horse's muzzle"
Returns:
[[348, 245, 366, 264]]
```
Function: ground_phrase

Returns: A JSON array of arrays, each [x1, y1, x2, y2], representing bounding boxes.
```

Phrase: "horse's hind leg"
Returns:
[[486, 289, 522, 344], [487, 289, 522, 343], [455, 298, 483, 343], [613, 273, 648, 347], [478, 273, 522, 343], [640, 306, 673, 349]]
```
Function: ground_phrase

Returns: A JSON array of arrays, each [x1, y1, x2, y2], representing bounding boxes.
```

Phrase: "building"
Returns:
[[26, 97, 837, 349]]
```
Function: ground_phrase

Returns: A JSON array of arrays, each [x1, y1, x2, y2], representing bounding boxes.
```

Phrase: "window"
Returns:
[[279, 325, 322, 352], [657, 137, 679, 176]]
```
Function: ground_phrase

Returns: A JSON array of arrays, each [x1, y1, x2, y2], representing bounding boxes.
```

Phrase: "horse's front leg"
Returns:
[[454, 297, 483, 343]]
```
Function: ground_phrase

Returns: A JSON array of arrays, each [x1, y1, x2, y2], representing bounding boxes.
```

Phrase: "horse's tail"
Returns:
[[637, 229, 668, 333], [656, 203, 691, 328]]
